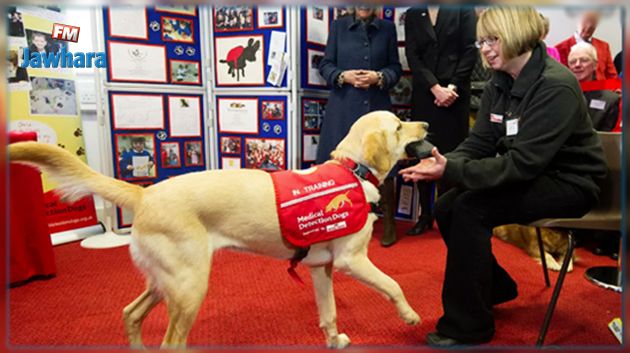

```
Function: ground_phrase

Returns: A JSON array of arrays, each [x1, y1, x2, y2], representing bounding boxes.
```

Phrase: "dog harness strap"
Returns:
[[287, 246, 310, 287], [335, 158, 379, 188]]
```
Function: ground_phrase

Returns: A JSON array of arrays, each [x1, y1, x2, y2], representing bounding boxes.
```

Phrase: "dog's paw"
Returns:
[[327, 333, 351, 349], [402, 310, 421, 326]]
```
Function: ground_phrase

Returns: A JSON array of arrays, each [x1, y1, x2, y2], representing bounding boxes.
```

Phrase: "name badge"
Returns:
[[490, 113, 503, 123], [589, 99, 606, 111], [506, 119, 519, 136]]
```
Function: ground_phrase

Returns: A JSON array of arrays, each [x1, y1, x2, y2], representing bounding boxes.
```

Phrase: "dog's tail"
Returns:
[[9, 142, 142, 211]]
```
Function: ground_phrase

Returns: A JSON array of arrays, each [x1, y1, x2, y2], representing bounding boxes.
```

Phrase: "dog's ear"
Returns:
[[363, 131, 390, 174]]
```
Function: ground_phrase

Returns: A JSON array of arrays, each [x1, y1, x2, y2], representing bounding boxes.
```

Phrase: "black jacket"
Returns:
[[443, 43, 607, 203], [404, 6, 477, 153], [584, 89, 620, 131]]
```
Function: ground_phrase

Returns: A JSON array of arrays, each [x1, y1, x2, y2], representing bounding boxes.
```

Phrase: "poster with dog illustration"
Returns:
[[214, 34, 264, 86], [28, 76, 78, 116]]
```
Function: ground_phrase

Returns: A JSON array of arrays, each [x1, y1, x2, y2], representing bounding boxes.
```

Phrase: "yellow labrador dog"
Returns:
[[10, 111, 427, 349]]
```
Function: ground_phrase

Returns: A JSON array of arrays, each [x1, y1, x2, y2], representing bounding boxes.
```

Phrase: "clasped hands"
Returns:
[[343, 69, 380, 89], [431, 84, 459, 107], [399, 147, 447, 182]]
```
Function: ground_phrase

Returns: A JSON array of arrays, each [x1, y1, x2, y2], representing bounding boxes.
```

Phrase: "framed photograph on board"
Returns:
[[169, 59, 200, 84], [307, 49, 326, 86], [245, 138, 285, 171], [108, 41, 167, 83], [111, 93, 164, 130], [28, 77, 77, 116], [220, 136, 242, 155], [114, 133, 157, 180], [389, 75, 412, 106], [161, 16, 194, 43], [214, 35, 264, 86], [217, 97, 259, 134], [168, 96, 201, 137], [257, 6, 283, 29], [221, 157, 241, 170], [160, 141, 181, 168], [303, 134, 319, 162], [184, 140, 204, 166], [108, 7, 148, 40], [262, 100, 284, 120], [302, 98, 326, 131], [213, 6, 254, 32], [155, 5, 197, 16], [306, 6, 329, 46]]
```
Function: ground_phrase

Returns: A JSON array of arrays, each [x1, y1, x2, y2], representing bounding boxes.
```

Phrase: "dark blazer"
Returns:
[[584, 89, 620, 131], [405, 7, 477, 153], [316, 15, 401, 164]]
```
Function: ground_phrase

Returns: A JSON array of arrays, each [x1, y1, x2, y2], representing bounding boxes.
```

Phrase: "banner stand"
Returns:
[[80, 213, 130, 249], [52, 223, 106, 246]]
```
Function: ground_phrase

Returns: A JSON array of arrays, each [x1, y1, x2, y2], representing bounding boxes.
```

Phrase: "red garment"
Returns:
[[270, 163, 370, 248], [555, 36, 618, 80], [9, 131, 56, 285]]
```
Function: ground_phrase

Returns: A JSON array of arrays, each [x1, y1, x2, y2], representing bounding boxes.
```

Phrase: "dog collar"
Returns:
[[335, 158, 380, 188]]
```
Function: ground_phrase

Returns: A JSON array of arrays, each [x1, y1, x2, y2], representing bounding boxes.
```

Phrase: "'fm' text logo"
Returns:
[[52, 23, 80, 43]]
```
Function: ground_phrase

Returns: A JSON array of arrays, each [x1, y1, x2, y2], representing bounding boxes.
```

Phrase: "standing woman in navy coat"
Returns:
[[318, 6, 402, 246]]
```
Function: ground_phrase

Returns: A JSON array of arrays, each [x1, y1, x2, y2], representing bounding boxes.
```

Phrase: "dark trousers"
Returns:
[[433, 175, 592, 342]]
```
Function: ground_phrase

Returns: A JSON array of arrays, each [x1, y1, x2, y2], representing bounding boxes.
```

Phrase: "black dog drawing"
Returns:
[[220, 38, 261, 81]]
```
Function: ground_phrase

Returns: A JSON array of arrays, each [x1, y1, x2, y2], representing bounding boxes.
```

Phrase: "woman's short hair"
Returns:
[[569, 41, 598, 62], [477, 7, 544, 64]]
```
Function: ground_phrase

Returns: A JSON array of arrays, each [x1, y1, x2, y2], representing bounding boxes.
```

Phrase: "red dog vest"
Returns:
[[270, 163, 370, 248]]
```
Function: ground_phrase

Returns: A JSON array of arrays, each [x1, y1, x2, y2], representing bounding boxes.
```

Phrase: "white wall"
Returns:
[[538, 6, 623, 57]]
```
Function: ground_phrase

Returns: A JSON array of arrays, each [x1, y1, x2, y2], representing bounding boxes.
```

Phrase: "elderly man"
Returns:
[[568, 42, 620, 131], [556, 10, 617, 80]]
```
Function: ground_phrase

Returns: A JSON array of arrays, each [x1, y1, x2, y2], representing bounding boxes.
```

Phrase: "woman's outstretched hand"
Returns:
[[398, 147, 447, 182]]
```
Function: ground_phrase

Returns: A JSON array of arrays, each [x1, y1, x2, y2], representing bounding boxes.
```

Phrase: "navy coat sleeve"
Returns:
[[380, 22, 402, 90]]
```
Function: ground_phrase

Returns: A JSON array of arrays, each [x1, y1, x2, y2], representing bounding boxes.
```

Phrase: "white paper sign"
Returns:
[[109, 42, 167, 82], [303, 134, 319, 162], [132, 156, 150, 177], [109, 7, 148, 39], [112, 94, 164, 129], [218, 98, 259, 134], [222, 157, 242, 170], [306, 6, 329, 45], [168, 96, 201, 137], [506, 119, 519, 136], [268, 30, 286, 65]]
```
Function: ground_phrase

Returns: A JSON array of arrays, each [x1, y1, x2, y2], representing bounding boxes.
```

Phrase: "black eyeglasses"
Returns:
[[475, 36, 499, 49]]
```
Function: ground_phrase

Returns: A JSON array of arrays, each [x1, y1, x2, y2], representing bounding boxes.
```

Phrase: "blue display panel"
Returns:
[[107, 91, 206, 228], [103, 6, 202, 86], [212, 6, 288, 88], [215, 94, 288, 171]]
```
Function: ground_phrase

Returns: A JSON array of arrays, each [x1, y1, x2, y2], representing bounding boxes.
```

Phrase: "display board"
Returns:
[[7, 6, 99, 238], [108, 91, 206, 228], [211, 5, 288, 88], [215, 94, 288, 170], [102, 5, 202, 86]]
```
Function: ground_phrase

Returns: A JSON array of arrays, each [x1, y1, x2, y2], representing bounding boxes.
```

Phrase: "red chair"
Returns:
[[9, 131, 56, 286]]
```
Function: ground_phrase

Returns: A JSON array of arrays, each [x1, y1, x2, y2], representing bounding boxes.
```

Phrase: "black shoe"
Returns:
[[406, 215, 433, 236], [492, 287, 518, 306], [426, 332, 489, 347], [380, 236, 396, 247]]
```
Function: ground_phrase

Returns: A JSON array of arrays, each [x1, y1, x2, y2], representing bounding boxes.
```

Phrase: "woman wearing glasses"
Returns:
[[400, 7, 606, 346], [403, 6, 478, 236]]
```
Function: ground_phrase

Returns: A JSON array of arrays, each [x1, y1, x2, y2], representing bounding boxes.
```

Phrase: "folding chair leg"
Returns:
[[536, 227, 551, 287], [536, 231, 575, 346]]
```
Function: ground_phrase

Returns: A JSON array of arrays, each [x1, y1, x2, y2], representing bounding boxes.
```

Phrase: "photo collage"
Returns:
[[216, 96, 287, 171], [105, 6, 202, 85], [212, 6, 287, 87]]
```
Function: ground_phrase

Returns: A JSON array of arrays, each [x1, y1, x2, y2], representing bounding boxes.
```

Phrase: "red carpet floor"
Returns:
[[8, 221, 622, 349]]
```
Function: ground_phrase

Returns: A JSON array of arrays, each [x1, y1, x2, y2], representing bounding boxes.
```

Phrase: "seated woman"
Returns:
[[400, 6, 607, 346], [568, 42, 621, 131]]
